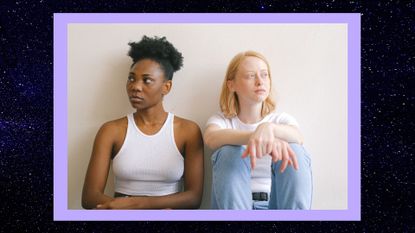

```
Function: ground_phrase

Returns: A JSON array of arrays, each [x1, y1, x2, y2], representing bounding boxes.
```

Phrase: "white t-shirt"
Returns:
[[206, 111, 299, 193]]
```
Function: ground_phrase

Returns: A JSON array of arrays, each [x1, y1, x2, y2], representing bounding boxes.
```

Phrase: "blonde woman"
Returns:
[[204, 51, 312, 209]]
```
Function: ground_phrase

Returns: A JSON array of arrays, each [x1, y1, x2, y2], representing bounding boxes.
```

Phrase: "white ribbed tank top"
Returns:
[[112, 112, 184, 196]]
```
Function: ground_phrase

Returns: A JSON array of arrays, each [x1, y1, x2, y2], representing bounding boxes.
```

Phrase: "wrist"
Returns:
[[268, 122, 278, 134], [130, 196, 151, 209], [129, 197, 140, 209]]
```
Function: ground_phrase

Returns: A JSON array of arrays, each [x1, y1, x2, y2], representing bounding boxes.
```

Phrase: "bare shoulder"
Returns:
[[97, 116, 128, 137], [174, 115, 201, 133], [173, 116, 203, 154]]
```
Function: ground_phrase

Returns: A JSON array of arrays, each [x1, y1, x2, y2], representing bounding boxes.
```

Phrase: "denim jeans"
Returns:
[[211, 144, 313, 209]]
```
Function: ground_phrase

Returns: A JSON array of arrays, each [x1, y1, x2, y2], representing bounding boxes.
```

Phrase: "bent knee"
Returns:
[[288, 143, 311, 167], [288, 143, 304, 153], [212, 145, 249, 170], [214, 145, 245, 162], [217, 145, 245, 154]]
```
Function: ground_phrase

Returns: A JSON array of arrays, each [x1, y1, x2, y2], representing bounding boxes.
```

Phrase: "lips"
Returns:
[[255, 89, 267, 94], [130, 96, 144, 102]]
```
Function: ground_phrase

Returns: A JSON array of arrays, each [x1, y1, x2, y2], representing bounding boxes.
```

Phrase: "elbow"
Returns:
[[81, 189, 96, 209], [298, 132, 304, 145], [194, 195, 203, 209], [184, 189, 202, 209], [188, 194, 202, 209], [293, 135, 303, 145], [81, 198, 92, 209], [292, 129, 304, 145], [82, 203, 91, 210], [293, 138, 303, 145], [189, 200, 201, 209], [203, 132, 216, 150], [192, 203, 201, 209], [82, 194, 94, 209]]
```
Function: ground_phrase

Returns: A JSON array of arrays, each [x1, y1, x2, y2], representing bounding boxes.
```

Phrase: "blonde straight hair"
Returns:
[[220, 51, 276, 118]]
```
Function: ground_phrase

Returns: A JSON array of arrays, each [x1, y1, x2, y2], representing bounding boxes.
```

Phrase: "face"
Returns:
[[126, 59, 171, 110], [227, 56, 270, 105]]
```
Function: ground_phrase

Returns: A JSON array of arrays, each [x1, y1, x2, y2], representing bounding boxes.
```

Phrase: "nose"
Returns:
[[255, 73, 263, 86], [130, 80, 143, 92]]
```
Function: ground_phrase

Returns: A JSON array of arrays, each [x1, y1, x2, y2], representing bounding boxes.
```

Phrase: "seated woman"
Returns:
[[204, 51, 312, 210], [82, 36, 204, 209]]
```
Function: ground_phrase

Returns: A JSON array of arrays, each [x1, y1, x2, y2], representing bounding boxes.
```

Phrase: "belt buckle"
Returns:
[[252, 192, 268, 201]]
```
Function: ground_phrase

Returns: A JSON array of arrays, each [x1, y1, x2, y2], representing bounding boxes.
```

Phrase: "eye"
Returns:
[[246, 73, 255, 79], [127, 76, 135, 82], [144, 78, 153, 84], [261, 72, 268, 78]]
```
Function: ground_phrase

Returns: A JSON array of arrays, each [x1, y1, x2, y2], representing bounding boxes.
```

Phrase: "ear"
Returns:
[[162, 80, 172, 95]]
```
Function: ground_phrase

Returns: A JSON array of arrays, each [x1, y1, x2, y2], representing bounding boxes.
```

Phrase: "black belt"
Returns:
[[252, 192, 268, 201]]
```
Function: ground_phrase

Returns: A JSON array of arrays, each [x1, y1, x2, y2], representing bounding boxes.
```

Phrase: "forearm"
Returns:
[[82, 190, 113, 209], [272, 124, 303, 144], [129, 190, 202, 209], [204, 129, 252, 150]]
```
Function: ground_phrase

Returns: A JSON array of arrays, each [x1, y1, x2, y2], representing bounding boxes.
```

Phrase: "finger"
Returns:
[[96, 204, 105, 209], [250, 153, 256, 169], [280, 158, 289, 173], [282, 145, 292, 167], [280, 146, 289, 173], [275, 143, 282, 162], [270, 143, 278, 163], [256, 142, 262, 159], [266, 143, 273, 155], [288, 145, 299, 170], [242, 140, 255, 158], [241, 148, 249, 158], [249, 141, 256, 160], [248, 141, 256, 169]]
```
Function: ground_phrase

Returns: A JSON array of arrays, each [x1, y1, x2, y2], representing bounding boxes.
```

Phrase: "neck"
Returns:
[[237, 101, 263, 124], [134, 102, 167, 125]]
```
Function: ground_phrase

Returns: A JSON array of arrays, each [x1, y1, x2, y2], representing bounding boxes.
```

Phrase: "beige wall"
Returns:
[[68, 23, 348, 209]]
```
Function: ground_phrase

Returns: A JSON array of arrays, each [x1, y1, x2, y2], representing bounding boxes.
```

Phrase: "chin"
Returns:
[[254, 96, 267, 102], [130, 103, 146, 110]]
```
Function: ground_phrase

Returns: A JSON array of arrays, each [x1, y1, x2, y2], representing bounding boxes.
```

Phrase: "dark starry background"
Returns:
[[0, 0, 414, 232]]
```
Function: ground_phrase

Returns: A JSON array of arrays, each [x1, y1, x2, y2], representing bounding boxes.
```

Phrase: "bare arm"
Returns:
[[96, 121, 204, 209], [82, 123, 117, 209], [272, 124, 304, 145], [203, 124, 251, 150], [204, 123, 303, 150]]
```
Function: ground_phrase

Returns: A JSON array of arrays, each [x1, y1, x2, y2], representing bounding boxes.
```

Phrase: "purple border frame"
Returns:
[[54, 13, 360, 221]]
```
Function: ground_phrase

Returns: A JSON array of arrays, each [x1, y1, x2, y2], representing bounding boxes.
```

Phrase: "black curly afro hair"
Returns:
[[128, 36, 183, 80]]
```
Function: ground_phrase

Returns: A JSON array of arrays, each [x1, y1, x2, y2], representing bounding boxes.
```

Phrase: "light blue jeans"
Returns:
[[211, 144, 313, 209]]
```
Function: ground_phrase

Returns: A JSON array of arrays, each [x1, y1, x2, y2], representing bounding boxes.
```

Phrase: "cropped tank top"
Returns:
[[112, 112, 184, 196]]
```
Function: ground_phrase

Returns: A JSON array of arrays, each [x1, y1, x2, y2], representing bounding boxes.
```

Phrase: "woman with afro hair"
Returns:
[[82, 36, 204, 209]]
